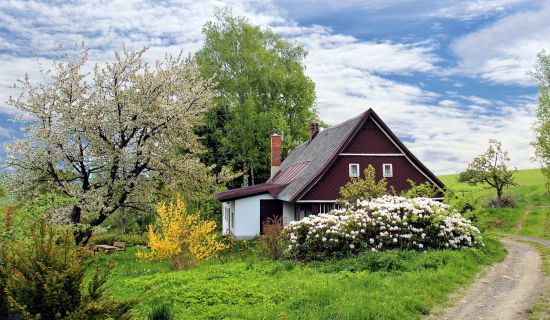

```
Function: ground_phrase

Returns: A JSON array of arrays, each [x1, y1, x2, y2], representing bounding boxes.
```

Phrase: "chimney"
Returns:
[[309, 122, 319, 141], [271, 134, 282, 178]]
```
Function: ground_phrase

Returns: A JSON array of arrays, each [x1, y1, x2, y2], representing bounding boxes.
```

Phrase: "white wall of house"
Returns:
[[223, 195, 296, 239], [221, 201, 235, 235], [282, 202, 295, 226], [233, 193, 274, 240]]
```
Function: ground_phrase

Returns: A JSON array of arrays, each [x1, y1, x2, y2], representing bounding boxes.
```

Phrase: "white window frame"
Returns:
[[349, 163, 360, 177], [230, 209, 235, 228], [383, 163, 393, 177]]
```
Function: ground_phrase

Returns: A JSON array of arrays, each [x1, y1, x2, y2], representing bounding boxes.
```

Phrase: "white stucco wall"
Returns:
[[233, 193, 274, 239], [282, 202, 295, 226], [221, 201, 235, 235]]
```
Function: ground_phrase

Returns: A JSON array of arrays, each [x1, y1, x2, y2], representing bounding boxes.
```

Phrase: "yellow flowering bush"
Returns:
[[137, 195, 225, 269]]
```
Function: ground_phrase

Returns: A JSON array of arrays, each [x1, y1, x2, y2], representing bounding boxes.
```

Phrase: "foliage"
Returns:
[[458, 139, 517, 207], [4, 45, 215, 244], [195, 7, 317, 186], [285, 196, 482, 260], [337, 165, 388, 207], [147, 300, 174, 320], [530, 50, 550, 193], [1, 193, 73, 241], [403, 179, 438, 198], [0, 219, 135, 319], [257, 216, 286, 260], [89, 232, 148, 246], [137, 195, 225, 269]]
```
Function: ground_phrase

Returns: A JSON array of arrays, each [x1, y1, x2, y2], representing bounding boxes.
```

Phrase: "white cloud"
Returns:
[[0, 0, 539, 174], [451, 3, 550, 85], [431, 0, 530, 20]]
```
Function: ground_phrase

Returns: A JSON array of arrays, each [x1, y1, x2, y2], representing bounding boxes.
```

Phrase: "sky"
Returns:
[[0, 0, 548, 175]]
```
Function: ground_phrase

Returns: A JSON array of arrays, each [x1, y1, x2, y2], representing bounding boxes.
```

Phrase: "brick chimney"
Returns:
[[309, 122, 319, 141], [271, 134, 281, 178]]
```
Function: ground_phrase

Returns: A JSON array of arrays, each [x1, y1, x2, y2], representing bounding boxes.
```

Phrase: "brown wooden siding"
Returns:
[[343, 118, 401, 154], [301, 156, 432, 200]]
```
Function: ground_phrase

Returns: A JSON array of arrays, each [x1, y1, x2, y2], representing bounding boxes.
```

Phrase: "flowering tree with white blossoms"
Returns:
[[4, 46, 215, 244], [285, 196, 482, 260]]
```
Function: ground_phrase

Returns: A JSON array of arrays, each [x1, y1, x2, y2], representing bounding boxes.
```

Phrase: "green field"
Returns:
[[440, 168, 550, 239]]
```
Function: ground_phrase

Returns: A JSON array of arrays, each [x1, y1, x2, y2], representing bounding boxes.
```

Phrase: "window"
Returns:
[[231, 209, 235, 228], [383, 163, 393, 177], [349, 163, 360, 177]]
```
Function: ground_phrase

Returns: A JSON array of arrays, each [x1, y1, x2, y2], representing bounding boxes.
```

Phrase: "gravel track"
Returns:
[[434, 238, 546, 320]]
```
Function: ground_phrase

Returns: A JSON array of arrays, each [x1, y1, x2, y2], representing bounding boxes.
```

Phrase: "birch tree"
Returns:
[[4, 46, 215, 244], [195, 8, 317, 186]]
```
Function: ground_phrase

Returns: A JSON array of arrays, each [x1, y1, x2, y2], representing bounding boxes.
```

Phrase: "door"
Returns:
[[259, 199, 283, 234]]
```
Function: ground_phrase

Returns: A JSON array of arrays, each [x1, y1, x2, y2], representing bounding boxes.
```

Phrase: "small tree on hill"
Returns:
[[458, 139, 517, 207], [337, 165, 388, 207]]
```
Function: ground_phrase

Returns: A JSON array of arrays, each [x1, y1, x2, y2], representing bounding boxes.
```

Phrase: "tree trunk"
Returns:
[[496, 188, 503, 208], [119, 206, 126, 234], [74, 228, 93, 246], [70, 205, 81, 224], [251, 167, 255, 186]]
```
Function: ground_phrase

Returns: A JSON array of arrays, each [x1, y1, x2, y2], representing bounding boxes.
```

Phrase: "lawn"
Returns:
[[95, 239, 505, 320], [439, 168, 550, 239]]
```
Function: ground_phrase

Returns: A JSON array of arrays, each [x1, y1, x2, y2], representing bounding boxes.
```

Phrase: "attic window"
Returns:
[[349, 164, 360, 177], [383, 163, 393, 177]]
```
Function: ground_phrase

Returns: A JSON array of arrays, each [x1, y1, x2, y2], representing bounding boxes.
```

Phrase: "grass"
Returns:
[[439, 168, 550, 239], [94, 239, 505, 320]]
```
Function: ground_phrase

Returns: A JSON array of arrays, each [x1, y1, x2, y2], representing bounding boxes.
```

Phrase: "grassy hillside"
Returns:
[[439, 168, 550, 239]]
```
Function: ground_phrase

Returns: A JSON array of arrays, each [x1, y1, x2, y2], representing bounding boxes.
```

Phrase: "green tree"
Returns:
[[530, 50, 550, 193], [337, 165, 388, 207], [458, 139, 517, 207], [195, 7, 317, 186]]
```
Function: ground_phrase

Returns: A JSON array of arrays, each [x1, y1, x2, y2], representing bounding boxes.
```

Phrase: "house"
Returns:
[[215, 108, 445, 239]]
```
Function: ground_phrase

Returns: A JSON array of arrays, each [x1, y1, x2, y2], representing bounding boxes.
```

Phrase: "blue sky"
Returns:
[[0, 0, 548, 174]]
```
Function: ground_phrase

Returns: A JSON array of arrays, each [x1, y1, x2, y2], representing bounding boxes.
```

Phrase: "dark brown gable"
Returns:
[[343, 118, 400, 154], [295, 109, 445, 201]]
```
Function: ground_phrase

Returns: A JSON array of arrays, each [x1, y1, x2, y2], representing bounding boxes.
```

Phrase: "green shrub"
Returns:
[[257, 216, 286, 260], [148, 301, 174, 320], [0, 219, 136, 319], [403, 179, 438, 198], [89, 232, 148, 246]]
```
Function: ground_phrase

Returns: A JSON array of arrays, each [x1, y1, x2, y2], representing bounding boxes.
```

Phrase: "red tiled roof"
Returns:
[[268, 161, 310, 185]]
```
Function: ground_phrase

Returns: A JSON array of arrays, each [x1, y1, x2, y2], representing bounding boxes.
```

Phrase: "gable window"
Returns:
[[349, 163, 360, 177], [383, 163, 393, 177]]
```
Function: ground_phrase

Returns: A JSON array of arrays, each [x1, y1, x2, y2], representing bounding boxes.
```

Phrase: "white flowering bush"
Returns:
[[285, 196, 482, 260]]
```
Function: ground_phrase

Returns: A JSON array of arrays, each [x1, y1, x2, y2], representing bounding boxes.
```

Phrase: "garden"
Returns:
[[1, 7, 550, 320]]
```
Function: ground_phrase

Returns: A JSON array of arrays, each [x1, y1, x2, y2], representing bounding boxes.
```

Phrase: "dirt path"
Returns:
[[434, 239, 546, 320]]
